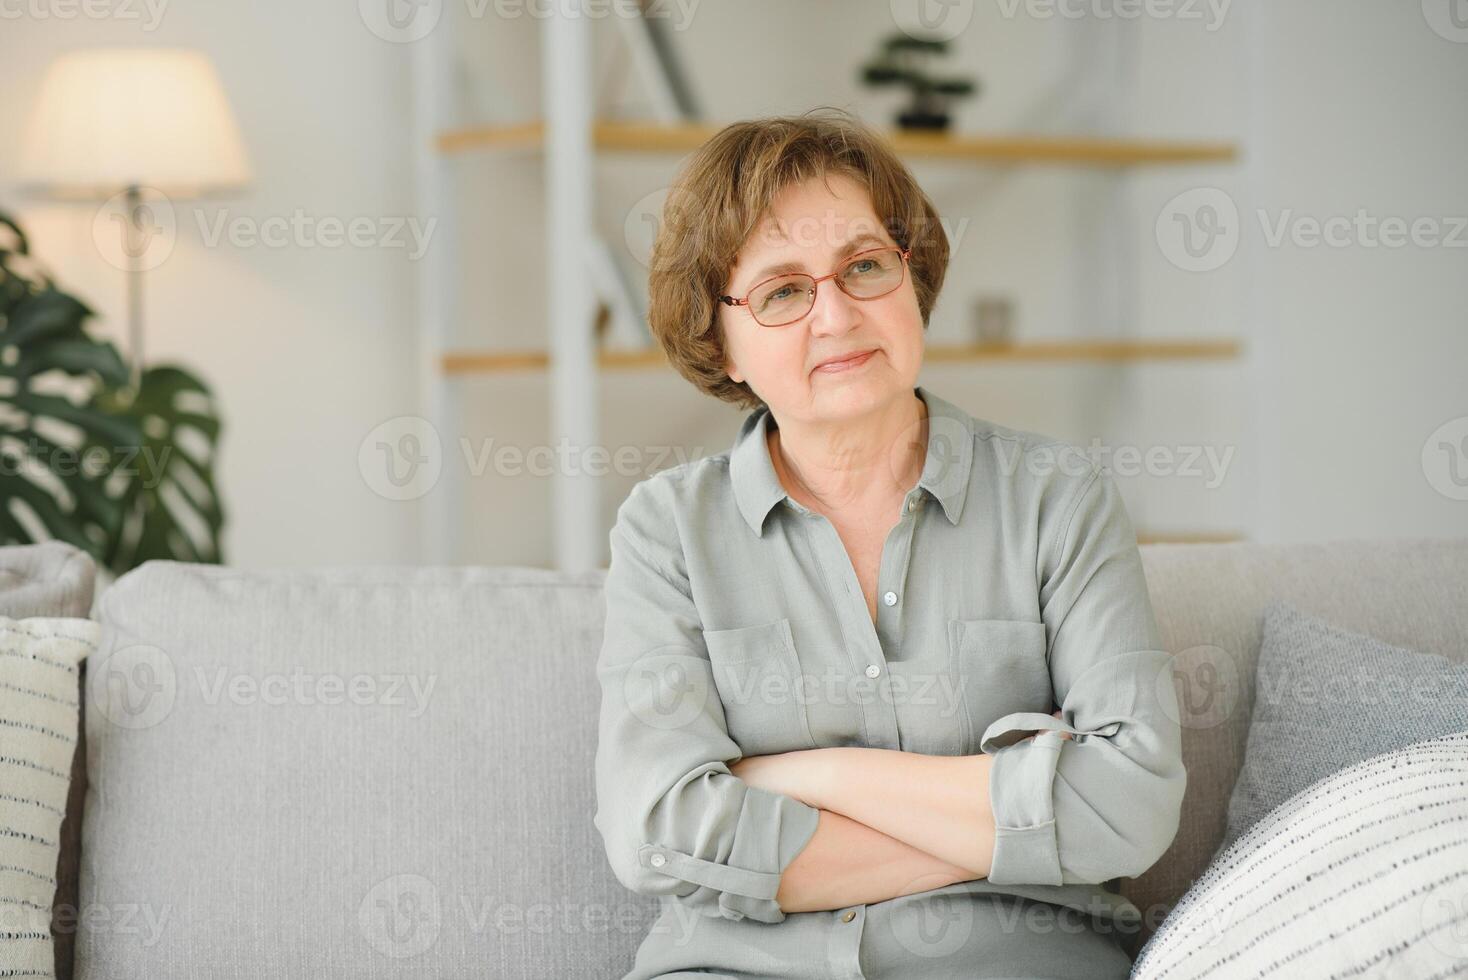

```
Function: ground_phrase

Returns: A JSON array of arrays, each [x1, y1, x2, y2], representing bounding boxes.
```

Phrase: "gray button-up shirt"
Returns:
[[593, 385, 1186, 978]]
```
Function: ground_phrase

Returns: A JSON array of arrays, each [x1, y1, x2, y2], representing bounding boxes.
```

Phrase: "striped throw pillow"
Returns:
[[0, 615, 99, 980], [1133, 731, 1468, 978]]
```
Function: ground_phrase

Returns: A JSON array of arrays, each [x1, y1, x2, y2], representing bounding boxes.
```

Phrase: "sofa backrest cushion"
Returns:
[[77, 560, 657, 980]]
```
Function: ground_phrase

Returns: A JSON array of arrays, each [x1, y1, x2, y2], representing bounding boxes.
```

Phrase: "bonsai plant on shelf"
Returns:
[[0, 210, 226, 575], [861, 34, 978, 131]]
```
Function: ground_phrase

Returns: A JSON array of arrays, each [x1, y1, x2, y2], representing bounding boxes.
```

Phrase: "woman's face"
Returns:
[[719, 172, 925, 425]]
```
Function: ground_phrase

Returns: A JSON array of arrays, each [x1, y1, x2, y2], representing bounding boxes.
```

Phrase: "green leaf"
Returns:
[[13, 336, 131, 386], [94, 362, 226, 572], [6, 390, 143, 447], [0, 209, 226, 570], [3, 289, 94, 349]]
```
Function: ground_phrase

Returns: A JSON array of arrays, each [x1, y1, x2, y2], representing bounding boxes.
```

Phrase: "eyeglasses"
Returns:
[[718, 245, 913, 327]]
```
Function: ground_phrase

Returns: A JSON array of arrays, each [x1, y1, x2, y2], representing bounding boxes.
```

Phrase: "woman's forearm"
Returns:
[[775, 807, 980, 913], [806, 722, 1072, 875], [816, 747, 998, 877], [733, 745, 997, 877], [733, 714, 1070, 879]]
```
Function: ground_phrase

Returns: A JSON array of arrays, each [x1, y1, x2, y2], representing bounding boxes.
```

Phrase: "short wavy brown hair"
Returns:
[[645, 108, 950, 412]]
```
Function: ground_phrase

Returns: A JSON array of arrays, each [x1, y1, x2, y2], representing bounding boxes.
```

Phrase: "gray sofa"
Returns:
[[3, 535, 1465, 978]]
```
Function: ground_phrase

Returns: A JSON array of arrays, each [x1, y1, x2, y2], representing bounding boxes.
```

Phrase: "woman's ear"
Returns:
[[724, 350, 743, 384]]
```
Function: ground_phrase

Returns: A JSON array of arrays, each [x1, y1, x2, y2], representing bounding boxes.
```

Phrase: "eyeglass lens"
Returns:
[[748, 248, 906, 326]]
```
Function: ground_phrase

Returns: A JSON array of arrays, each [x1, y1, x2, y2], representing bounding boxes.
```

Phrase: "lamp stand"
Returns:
[[124, 183, 145, 391]]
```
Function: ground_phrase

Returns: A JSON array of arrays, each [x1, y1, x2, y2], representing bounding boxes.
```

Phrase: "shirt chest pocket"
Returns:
[[889, 618, 1052, 756], [702, 617, 818, 757]]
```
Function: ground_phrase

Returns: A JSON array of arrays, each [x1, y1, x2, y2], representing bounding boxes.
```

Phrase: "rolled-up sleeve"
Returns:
[[980, 462, 1186, 887], [592, 477, 822, 923]]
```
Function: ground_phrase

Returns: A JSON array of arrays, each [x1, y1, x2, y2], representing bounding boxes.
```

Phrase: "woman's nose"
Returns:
[[805, 280, 862, 336]]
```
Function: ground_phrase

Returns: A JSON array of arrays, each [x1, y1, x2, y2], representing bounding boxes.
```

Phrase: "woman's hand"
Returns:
[[1046, 708, 1073, 741], [1020, 709, 1074, 743]]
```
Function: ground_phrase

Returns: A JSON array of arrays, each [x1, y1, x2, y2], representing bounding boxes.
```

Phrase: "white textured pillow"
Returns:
[[1133, 731, 1468, 978], [0, 615, 99, 979]]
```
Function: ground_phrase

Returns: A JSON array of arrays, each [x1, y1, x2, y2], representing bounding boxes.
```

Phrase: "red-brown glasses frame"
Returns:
[[718, 245, 913, 327]]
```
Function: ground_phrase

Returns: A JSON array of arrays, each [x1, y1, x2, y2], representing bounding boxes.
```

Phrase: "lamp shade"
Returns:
[[17, 48, 252, 199]]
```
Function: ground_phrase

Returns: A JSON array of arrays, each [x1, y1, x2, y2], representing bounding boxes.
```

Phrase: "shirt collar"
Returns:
[[729, 384, 974, 537]]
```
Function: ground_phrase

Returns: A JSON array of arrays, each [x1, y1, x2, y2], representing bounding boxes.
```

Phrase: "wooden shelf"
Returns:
[[436, 120, 1237, 167], [922, 338, 1242, 363], [1137, 530, 1246, 545], [441, 338, 1242, 375], [437, 120, 546, 153]]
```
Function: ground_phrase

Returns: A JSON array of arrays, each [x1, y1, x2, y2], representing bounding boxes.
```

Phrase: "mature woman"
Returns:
[[593, 109, 1185, 980]]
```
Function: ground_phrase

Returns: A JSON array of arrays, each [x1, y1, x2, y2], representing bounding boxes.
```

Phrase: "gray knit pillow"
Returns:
[[1217, 599, 1468, 856]]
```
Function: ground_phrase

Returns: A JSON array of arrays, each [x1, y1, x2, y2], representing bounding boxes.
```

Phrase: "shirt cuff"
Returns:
[[637, 785, 821, 924], [980, 711, 1121, 753], [981, 711, 1122, 886]]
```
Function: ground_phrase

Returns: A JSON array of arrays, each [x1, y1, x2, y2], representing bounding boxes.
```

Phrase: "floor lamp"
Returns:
[[17, 48, 252, 389]]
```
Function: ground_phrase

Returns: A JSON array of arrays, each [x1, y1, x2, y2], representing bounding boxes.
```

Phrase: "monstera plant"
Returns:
[[0, 211, 225, 574]]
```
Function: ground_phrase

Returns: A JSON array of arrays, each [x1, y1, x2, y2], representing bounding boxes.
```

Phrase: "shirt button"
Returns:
[[841, 910, 857, 922], [906, 497, 918, 513], [883, 591, 897, 606], [865, 663, 880, 679], [649, 853, 666, 868]]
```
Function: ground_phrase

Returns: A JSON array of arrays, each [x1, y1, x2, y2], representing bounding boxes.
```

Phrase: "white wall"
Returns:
[[2, 0, 1462, 572], [1242, 0, 1468, 542]]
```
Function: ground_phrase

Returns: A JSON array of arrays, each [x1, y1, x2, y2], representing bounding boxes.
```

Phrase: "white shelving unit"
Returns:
[[414, 3, 1250, 569], [413, 5, 610, 570]]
